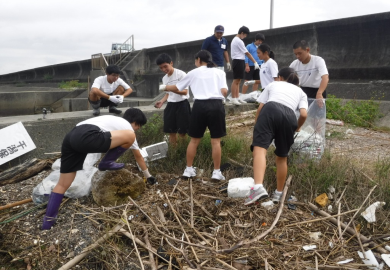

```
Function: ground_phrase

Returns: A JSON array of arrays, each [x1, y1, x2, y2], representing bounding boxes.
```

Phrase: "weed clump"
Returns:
[[58, 80, 88, 89], [326, 94, 381, 127]]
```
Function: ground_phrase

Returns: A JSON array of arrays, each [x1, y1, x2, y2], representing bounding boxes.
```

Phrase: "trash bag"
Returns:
[[226, 91, 262, 103], [227, 177, 254, 198], [290, 98, 326, 160], [32, 153, 101, 204]]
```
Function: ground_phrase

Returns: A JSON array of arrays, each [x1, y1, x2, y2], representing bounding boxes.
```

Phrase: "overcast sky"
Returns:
[[1, 0, 390, 75]]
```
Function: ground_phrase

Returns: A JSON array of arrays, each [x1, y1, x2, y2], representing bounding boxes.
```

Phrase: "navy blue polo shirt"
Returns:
[[201, 35, 228, 67]]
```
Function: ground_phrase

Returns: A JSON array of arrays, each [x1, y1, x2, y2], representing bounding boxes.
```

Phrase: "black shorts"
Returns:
[[60, 124, 111, 173], [188, 99, 226, 139], [301, 87, 327, 99], [232, 59, 245, 79], [164, 99, 191, 134], [252, 102, 298, 157], [245, 66, 260, 81]]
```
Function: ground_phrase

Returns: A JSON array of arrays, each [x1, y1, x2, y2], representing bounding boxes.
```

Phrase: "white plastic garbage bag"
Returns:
[[226, 91, 262, 103], [227, 177, 254, 198], [32, 153, 101, 203]]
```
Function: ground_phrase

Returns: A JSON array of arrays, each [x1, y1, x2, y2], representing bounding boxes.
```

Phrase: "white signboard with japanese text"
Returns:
[[0, 122, 36, 165]]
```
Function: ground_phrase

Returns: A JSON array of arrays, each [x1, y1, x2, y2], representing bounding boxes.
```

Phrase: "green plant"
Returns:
[[58, 80, 88, 89], [15, 81, 26, 87], [326, 95, 381, 127], [43, 73, 53, 80]]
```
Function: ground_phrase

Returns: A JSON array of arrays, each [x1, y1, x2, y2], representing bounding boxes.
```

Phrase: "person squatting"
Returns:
[[41, 25, 328, 230]]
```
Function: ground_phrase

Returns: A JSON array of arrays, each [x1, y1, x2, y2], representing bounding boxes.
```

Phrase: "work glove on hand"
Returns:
[[147, 176, 157, 185], [244, 80, 256, 86], [142, 168, 157, 185], [254, 62, 260, 70], [226, 62, 231, 71], [159, 84, 167, 91], [108, 95, 124, 104]]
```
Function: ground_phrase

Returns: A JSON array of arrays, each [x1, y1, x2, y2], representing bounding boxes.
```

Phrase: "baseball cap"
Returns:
[[215, 25, 224, 33]]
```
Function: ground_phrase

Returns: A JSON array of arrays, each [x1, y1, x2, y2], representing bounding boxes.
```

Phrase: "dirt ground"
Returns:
[[1, 114, 390, 270]]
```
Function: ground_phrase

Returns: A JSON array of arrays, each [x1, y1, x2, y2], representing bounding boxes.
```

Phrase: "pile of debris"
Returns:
[[1, 163, 389, 269]]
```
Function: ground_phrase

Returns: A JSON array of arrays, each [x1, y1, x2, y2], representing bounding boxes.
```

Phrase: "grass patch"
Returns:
[[326, 94, 381, 127], [58, 80, 88, 89]]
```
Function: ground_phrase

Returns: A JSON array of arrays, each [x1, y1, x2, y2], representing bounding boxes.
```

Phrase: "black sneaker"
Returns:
[[109, 106, 122, 115]]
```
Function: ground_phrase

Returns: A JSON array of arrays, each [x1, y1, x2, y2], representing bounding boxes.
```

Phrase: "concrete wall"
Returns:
[[122, 12, 390, 98], [0, 60, 91, 83], [1, 12, 389, 100], [0, 90, 83, 116]]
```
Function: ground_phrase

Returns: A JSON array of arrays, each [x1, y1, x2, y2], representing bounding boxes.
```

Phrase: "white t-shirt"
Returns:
[[76, 115, 139, 150], [259, 58, 278, 89], [257, 81, 308, 112], [176, 66, 227, 100], [231, 37, 248, 60], [91, 75, 131, 94], [163, 68, 189, 102], [289, 55, 328, 88]]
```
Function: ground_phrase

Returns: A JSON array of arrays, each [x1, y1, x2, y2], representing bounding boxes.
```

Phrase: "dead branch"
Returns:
[[0, 158, 51, 186], [0, 198, 32, 211], [307, 202, 388, 254], [143, 226, 157, 270], [286, 208, 358, 227]]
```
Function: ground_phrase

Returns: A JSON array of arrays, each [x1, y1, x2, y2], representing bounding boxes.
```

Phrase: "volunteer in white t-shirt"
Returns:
[[41, 108, 156, 230], [289, 40, 329, 101], [244, 68, 308, 206], [154, 53, 191, 145], [160, 50, 228, 181], [230, 26, 260, 106], [244, 43, 279, 92], [88, 65, 133, 116]]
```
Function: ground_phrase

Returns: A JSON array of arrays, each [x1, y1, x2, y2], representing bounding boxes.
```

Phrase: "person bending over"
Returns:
[[244, 68, 308, 206], [42, 108, 156, 230]]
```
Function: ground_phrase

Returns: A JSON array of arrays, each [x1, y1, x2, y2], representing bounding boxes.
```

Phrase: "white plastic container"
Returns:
[[227, 177, 254, 198]]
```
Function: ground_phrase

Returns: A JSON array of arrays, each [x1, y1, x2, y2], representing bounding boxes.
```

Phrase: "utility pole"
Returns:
[[270, 0, 274, 29]]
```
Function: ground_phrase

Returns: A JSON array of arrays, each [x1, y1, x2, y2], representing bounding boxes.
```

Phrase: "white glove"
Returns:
[[254, 62, 260, 70], [142, 168, 151, 178], [244, 80, 256, 86], [108, 95, 124, 104], [226, 62, 231, 71], [159, 84, 167, 91]]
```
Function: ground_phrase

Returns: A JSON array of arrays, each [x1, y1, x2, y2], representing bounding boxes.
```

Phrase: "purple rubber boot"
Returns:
[[42, 192, 64, 230], [98, 146, 128, 171]]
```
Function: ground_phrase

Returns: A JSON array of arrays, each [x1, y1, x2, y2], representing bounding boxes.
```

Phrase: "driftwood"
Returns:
[[307, 202, 389, 254], [0, 158, 51, 186], [0, 198, 33, 211]]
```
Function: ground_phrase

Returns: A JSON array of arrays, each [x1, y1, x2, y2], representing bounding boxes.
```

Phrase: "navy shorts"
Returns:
[[188, 99, 226, 139], [60, 124, 111, 173], [164, 99, 191, 134], [252, 102, 298, 157]]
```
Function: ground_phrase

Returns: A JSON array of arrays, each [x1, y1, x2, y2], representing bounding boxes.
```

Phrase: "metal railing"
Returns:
[[91, 35, 135, 71], [91, 53, 109, 71]]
